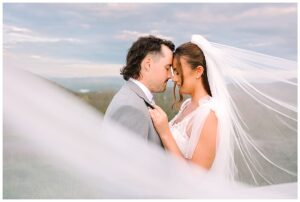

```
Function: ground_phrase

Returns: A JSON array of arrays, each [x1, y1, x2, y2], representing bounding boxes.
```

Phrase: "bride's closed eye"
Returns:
[[174, 70, 180, 76], [171, 67, 179, 75]]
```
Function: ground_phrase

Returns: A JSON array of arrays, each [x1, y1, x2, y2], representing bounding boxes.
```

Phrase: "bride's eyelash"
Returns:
[[173, 69, 179, 75]]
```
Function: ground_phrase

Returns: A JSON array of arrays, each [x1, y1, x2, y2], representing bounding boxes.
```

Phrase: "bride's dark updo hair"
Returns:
[[173, 42, 212, 107]]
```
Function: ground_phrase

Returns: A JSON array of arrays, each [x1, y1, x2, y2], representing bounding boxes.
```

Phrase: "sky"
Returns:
[[3, 3, 298, 77]]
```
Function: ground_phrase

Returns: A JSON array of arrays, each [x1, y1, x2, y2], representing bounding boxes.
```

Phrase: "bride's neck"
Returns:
[[190, 84, 209, 105]]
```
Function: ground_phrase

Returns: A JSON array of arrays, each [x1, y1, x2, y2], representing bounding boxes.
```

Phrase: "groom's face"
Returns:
[[148, 45, 173, 93]]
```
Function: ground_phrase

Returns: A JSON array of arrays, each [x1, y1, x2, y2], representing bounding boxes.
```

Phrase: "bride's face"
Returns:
[[172, 56, 197, 95]]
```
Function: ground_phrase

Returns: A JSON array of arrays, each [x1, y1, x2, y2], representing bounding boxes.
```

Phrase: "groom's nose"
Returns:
[[168, 71, 172, 80]]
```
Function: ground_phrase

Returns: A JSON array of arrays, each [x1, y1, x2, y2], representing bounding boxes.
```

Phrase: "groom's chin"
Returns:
[[161, 85, 168, 92], [155, 87, 167, 93], [154, 82, 168, 93]]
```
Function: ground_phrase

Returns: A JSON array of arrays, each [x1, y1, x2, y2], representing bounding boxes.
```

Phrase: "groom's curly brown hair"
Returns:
[[121, 35, 175, 80]]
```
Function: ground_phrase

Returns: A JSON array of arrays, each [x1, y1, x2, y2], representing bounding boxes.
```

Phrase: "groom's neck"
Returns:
[[137, 78, 152, 92]]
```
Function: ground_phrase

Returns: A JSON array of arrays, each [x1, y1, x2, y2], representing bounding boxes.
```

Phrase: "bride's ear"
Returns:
[[195, 66, 204, 79]]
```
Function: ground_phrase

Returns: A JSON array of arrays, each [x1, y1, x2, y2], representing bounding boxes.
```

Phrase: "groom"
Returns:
[[104, 35, 174, 148]]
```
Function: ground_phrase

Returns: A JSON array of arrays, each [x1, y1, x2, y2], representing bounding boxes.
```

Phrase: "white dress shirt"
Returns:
[[129, 78, 154, 103]]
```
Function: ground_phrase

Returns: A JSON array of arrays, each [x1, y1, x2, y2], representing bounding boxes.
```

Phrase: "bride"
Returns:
[[149, 35, 297, 185], [149, 39, 218, 169]]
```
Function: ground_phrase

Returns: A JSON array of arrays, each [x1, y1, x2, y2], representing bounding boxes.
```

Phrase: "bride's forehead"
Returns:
[[172, 56, 180, 65], [172, 56, 189, 67], [172, 59, 179, 69]]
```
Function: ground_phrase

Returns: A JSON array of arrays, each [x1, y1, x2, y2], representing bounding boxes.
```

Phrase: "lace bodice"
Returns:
[[169, 96, 217, 159]]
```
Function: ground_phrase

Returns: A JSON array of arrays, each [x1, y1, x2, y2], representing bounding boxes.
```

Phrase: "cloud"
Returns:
[[236, 5, 297, 19], [3, 3, 297, 70], [64, 3, 143, 18], [79, 23, 92, 29], [174, 4, 297, 24], [3, 24, 83, 46], [246, 36, 285, 48], [115, 30, 173, 41], [4, 51, 122, 78]]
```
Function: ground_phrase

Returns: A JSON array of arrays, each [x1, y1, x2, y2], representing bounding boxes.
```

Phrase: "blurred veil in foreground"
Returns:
[[3, 43, 297, 199]]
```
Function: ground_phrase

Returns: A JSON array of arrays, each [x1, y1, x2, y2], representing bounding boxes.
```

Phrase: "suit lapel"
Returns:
[[126, 80, 154, 109]]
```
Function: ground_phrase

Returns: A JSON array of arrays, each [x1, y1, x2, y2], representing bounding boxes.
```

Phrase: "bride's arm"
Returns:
[[148, 105, 184, 160], [190, 111, 217, 169], [157, 128, 185, 160]]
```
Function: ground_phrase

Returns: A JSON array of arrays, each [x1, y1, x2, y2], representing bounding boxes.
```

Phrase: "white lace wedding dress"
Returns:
[[169, 96, 216, 159], [169, 94, 246, 183]]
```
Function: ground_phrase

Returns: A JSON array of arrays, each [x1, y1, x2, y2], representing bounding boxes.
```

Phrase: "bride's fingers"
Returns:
[[153, 104, 165, 115], [148, 108, 158, 119], [149, 109, 163, 124], [153, 104, 163, 113], [152, 104, 159, 110], [148, 108, 154, 116]]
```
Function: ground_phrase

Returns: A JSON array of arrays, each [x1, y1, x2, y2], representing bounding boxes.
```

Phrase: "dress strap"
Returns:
[[180, 98, 191, 112], [199, 96, 218, 117]]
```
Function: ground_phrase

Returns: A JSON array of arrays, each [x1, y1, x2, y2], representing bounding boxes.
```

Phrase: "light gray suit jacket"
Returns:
[[104, 80, 164, 148]]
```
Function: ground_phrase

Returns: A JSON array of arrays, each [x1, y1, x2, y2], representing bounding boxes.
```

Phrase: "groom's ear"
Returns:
[[142, 56, 152, 72]]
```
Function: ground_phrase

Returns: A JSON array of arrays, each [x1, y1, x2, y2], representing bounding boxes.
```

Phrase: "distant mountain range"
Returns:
[[48, 76, 176, 93], [49, 76, 297, 94], [49, 76, 125, 93]]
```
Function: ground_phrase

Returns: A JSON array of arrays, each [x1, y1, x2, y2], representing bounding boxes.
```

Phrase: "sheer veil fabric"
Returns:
[[3, 35, 297, 198], [189, 35, 297, 185]]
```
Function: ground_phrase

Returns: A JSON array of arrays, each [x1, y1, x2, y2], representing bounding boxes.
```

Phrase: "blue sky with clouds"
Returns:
[[3, 3, 297, 77]]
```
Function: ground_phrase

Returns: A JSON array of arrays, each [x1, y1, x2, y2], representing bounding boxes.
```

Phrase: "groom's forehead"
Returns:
[[160, 52, 173, 63], [161, 44, 173, 54]]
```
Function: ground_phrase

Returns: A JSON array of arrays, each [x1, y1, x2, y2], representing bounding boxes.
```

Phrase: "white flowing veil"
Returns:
[[3, 37, 297, 198], [190, 35, 297, 185]]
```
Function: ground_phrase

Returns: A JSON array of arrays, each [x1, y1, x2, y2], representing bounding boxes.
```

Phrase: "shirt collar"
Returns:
[[129, 78, 153, 102]]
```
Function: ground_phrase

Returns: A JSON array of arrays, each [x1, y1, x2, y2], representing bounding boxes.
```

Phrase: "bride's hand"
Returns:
[[148, 104, 169, 136]]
